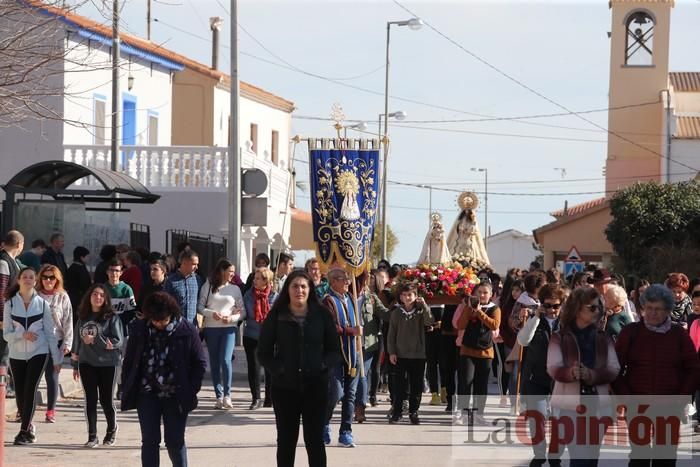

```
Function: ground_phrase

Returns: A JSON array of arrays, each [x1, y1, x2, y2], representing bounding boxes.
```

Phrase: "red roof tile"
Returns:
[[669, 72, 700, 93], [550, 197, 606, 217], [674, 116, 700, 139], [25, 1, 294, 112]]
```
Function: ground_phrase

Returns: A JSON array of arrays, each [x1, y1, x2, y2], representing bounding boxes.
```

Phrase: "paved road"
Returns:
[[3, 350, 698, 466]]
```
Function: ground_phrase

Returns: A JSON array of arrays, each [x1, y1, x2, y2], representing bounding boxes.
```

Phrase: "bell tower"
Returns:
[[605, 0, 674, 193]]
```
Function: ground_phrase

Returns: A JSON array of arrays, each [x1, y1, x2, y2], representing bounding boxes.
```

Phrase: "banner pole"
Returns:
[[351, 269, 365, 379]]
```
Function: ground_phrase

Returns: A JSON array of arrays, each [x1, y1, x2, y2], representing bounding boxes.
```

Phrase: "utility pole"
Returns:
[[146, 0, 151, 41], [227, 0, 241, 269], [110, 0, 120, 173]]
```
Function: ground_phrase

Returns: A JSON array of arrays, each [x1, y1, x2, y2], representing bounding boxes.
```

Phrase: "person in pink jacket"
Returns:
[[546, 287, 619, 466]]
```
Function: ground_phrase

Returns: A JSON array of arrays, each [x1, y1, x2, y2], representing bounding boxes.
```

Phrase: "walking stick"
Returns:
[[350, 267, 365, 379]]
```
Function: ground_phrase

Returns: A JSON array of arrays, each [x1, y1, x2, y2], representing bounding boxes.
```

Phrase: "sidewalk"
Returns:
[[3, 344, 249, 417]]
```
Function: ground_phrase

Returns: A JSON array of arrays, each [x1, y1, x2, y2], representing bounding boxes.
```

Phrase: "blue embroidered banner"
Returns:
[[308, 146, 380, 272]]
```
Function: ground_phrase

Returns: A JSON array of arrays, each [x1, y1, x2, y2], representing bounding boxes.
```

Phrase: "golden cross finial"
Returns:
[[330, 103, 345, 139]]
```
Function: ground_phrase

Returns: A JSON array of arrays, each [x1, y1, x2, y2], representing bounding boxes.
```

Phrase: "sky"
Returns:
[[69, 0, 700, 265]]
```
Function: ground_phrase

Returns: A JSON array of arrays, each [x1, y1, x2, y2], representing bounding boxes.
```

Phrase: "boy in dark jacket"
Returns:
[[387, 283, 434, 424]]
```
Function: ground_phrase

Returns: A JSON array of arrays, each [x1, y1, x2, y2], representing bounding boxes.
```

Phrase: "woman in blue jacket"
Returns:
[[3, 267, 62, 445], [121, 291, 207, 467]]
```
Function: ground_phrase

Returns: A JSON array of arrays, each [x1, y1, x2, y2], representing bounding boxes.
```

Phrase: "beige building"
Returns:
[[535, 0, 700, 270]]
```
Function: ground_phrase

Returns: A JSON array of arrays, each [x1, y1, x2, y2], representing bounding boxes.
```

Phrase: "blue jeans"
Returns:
[[523, 393, 561, 462], [203, 327, 237, 399], [326, 362, 359, 433], [137, 393, 188, 467], [355, 352, 375, 408], [557, 408, 606, 467], [44, 340, 63, 411]]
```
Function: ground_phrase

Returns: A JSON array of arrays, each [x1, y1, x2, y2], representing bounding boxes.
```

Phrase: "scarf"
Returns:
[[571, 324, 597, 369], [643, 316, 672, 334], [141, 317, 179, 398], [254, 285, 272, 323]]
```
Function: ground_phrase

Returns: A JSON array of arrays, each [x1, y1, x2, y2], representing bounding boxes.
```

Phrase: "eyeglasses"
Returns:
[[584, 303, 601, 313], [543, 303, 561, 309], [41, 275, 57, 281]]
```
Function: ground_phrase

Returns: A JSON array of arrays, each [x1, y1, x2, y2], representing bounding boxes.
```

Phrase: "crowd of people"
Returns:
[[2, 228, 700, 467]]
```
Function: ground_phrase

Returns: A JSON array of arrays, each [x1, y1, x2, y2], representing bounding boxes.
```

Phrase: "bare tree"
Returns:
[[0, 0, 125, 128]]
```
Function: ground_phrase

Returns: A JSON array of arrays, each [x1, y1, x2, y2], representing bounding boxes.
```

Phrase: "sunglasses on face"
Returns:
[[41, 275, 57, 281], [543, 303, 561, 309], [584, 303, 601, 313]]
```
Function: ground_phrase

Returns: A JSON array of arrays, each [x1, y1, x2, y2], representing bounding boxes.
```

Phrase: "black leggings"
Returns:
[[10, 354, 48, 432], [425, 330, 442, 393], [79, 364, 117, 438], [457, 355, 492, 414], [439, 336, 458, 398], [243, 336, 271, 401], [272, 381, 328, 467], [494, 342, 510, 396]]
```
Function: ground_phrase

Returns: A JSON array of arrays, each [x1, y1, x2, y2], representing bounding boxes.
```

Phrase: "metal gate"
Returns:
[[130, 223, 151, 252], [166, 229, 227, 277]]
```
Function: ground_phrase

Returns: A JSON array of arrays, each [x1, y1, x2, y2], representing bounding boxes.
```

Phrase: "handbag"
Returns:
[[196, 284, 212, 330]]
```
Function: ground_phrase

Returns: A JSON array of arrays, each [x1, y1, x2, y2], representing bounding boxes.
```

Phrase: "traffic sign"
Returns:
[[566, 246, 582, 262], [564, 261, 584, 278]]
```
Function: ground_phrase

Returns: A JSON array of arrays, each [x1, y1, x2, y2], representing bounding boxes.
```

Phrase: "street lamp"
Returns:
[[471, 167, 488, 247], [344, 121, 368, 138], [377, 111, 406, 147], [381, 17, 422, 260]]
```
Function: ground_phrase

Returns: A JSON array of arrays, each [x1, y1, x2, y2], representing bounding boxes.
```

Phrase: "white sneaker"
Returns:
[[215, 398, 224, 410], [472, 414, 490, 426], [223, 397, 233, 409]]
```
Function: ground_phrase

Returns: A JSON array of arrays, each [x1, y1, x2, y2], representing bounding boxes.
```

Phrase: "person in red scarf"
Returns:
[[242, 267, 277, 409]]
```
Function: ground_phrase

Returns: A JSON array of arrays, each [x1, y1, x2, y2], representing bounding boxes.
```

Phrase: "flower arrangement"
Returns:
[[451, 254, 489, 271], [392, 261, 480, 301]]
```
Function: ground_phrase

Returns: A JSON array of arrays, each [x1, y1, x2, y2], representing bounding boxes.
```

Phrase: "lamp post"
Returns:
[[344, 121, 368, 138], [471, 167, 488, 246], [381, 17, 422, 261]]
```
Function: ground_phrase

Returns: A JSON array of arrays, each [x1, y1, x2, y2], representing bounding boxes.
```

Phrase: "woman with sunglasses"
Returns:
[[3, 267, 62, 445], [36, 264, 73, 423], [517, 284, 568, 467], [121, 291, 207, 467], [72, 283, 124, 448], [547, 287, 620, 466]]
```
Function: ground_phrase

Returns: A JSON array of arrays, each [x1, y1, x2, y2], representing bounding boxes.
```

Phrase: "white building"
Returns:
[[0, 1, 296, 278], [485, 229, 541, 276], [664, 72, 700, 183]]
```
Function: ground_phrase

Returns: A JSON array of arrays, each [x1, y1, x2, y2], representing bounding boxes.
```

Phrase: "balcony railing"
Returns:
[[64, 145, 291, 206]]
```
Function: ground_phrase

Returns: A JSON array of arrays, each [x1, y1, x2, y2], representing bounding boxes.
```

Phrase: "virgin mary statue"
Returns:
[[417, 212, 452, 265], [447, 191, 490, 265]]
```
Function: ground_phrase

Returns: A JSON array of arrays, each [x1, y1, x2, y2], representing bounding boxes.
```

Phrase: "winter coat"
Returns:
[[121, 318, 207, 413]]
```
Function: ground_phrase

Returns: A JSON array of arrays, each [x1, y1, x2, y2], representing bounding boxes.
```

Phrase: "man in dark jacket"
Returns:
[[41, 232, 68, 276]]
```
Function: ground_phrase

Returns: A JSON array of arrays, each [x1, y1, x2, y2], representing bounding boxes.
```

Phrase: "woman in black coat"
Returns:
[[517, 284, 568, 467], [257, 270, 340, 467], [121, 292, 207, 467]]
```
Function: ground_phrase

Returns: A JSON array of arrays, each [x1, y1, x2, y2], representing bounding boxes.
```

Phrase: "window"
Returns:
[[148, 113, 158, 145], [250, 123, 258, 153], [271, 130, 279, 165], [93, 98, 106, 145], [625, 11, 654, 66]]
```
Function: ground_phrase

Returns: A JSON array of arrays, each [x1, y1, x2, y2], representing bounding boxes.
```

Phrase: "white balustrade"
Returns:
[[63, 145, 290, 195]]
